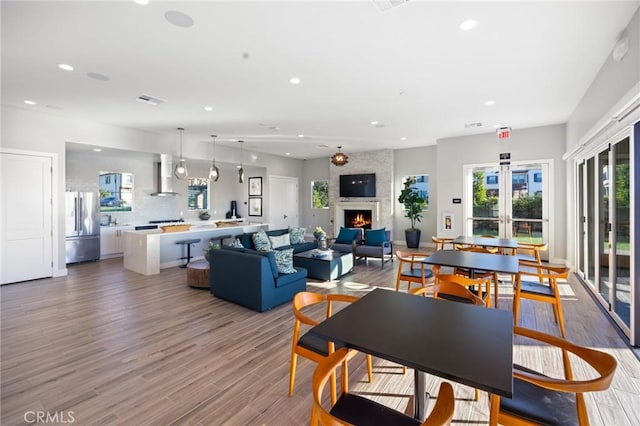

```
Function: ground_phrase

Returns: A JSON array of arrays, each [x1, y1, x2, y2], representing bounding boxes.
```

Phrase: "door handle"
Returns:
[[506, 215, 512, 224], [283, 214, 288, 219], [499, 215, 504, 224]]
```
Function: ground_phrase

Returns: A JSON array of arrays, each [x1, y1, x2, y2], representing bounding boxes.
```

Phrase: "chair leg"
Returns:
[[366, 355, 373, 383], [513, 294, 521, 327], [474, 388, 479, 401], [493, 273, 499, 308], [555, 300, 567, 338], [288, 353, 297, 397], [329, 371, 337, 406]]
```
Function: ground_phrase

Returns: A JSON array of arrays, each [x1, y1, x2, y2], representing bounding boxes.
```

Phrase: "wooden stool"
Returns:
[[176, 238, 201, 268], [186, 259, 210, 289]]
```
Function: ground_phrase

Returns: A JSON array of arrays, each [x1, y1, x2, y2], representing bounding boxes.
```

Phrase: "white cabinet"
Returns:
[[101, 226, 133, 258]]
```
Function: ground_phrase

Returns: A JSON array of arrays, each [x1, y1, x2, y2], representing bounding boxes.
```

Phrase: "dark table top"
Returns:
[[452, 236, 518, 249], [294, 249, 350, 261], [310, 289, 513, 397], [423, 249, 519, 275]]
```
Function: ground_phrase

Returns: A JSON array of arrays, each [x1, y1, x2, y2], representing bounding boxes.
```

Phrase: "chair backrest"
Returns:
[[514, 243, 548, 261], [432, 236, 453, 251], [410, 281, 485, 306], [517, 260, 569, 283], [311, 348, 455, 426], [293, 292, 359, 326], [396, 250, 430, 265], [456, 246, 493, 254]]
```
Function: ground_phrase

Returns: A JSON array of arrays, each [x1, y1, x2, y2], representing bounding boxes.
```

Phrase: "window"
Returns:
[[533, 172, 542, 183], [486, 175, 498, 185], [311, 180, 328, 209], [187, 177, 209, 210], [402, 174, 429, 209], [99, 171, 133, 212]]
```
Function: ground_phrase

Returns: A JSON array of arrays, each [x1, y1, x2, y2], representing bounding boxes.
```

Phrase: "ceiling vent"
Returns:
[[464, 122, 483, 128], [372, 0, 409, 12], [137, 95, 165, 105]]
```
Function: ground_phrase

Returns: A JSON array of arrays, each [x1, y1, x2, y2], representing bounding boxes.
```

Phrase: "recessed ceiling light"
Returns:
[[297, 134, 304, 138], [24, 100, 36, 105], [460, 19, 477, 31], [165, 10, 194, 28], [285, 152, 291, 156], [400, 137, 407, 141], [370, 121, 379, 125], [204, 106, 213, 111], [289, 77, 301, 85], [58, 63, 74, 71], [133, 0, 149, 5], [494, 124, 501, 128], [485, 100, 495, 106], [93, 148, 102, 152], [87, 72, 110, 81], [317, 144, 329, 149], [46, 104, 64, 110]]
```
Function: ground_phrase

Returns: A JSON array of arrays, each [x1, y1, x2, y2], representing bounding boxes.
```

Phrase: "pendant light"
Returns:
[[208, 134, 220, 182], [174, 127, 188, 179], [238, 140, 245, 183], [330, 146, 349, 166]]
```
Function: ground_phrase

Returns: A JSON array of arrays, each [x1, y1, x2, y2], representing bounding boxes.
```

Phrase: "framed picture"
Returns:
[[442, 212, 454, 232], [249, 177, 262, 196], [249, 197, 262, 216]]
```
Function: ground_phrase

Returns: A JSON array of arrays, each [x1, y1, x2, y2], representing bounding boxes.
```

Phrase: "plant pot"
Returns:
[[200, 214, 210, 221], [404, 229, 421, 248]]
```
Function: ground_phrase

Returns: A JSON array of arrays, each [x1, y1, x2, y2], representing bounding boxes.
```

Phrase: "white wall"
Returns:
[[436, 124, 567, 261]]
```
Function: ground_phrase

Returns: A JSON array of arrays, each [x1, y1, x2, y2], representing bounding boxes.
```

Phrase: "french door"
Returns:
[[577, 134, 633, 339], [464, 161, 550, 250]]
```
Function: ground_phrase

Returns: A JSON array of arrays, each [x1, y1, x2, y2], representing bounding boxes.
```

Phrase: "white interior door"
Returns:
[[268, 176, 299, 230], [1, 152, 53, 284]]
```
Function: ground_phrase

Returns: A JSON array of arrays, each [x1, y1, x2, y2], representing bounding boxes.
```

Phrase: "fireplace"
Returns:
[[345, 209, 372, 230]]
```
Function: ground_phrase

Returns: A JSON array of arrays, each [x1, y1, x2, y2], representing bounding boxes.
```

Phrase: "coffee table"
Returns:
[[293, 249, 353, 281]]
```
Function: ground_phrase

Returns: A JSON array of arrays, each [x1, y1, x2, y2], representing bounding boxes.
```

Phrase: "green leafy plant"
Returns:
[[199, 210, 210, 218], [398, 176, 426, 230], [204, 241, 220, 262]]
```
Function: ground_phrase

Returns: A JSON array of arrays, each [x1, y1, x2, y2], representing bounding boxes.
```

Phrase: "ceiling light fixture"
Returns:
[[289, 77, 301, 85], [400, 137, 407, 141], [208, 134, 220, 182], [174, 127, 188, 180], [370, 121, 379, 125], [204, 106, 213, 111], [297, 134, 304, 138], [485, 100, 495, 106], [330, 146, 349, 166], [93, 148, 102, 152], [459, 19, 477, 31], [24, 100, 36, 105], [238, 140, 245, 183], [58, 63, 74, 71], [285, 152, 291, 156], [133, 0, 149, 5]]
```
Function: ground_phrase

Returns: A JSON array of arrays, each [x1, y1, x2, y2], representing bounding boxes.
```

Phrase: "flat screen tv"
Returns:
[[339, 173, 376, 197]]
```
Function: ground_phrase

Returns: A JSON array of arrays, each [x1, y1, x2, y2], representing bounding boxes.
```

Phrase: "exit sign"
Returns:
[[497, 127, 511, 140]]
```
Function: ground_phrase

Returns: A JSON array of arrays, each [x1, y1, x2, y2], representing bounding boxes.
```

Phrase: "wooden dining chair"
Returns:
[[431, 236, 454, 251], [511, 242, 548, 264], [433, 274, 492, 308], [311, 347, 456, 426], [395, 250, 437, 292], [489, 326, 617, 426], [451, 246, 501, 307], [513, 260, 570, 337], [289, 292, 373, 405], [477, 234, 501, 253], [409, 281, 485, 306]]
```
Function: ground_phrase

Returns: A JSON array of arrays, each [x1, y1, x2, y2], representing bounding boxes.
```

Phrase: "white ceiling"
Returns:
[[2, 1, 638, 159]]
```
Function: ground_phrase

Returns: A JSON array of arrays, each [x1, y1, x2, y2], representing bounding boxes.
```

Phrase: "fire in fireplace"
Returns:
[[345, 209, 372, 230]]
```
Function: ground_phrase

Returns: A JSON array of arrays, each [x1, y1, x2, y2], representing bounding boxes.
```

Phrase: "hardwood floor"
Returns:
[[2, 255, 639, 425]]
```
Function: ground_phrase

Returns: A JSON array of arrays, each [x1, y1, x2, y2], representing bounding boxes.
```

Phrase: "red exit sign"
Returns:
[[497, 127, 511, 140]]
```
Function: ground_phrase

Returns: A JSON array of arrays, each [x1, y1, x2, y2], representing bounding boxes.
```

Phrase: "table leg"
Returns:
[[413, 369, 430, 421]]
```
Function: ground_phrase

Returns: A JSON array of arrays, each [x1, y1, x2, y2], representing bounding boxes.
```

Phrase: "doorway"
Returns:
[[268, 175, 299, 230], [463, 161, 551, 254]]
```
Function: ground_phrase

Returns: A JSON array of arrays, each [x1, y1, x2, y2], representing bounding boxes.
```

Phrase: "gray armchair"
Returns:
[[355, 229, 393, 269], [328, 228, 363, 267]]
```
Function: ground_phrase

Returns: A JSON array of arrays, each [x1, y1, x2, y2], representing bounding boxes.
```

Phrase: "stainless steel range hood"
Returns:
[[150, 154, 181, 196]]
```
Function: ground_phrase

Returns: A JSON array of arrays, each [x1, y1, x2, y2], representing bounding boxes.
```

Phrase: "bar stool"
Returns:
[[176, 238, 200, 268], [209, 234, 233, 247]]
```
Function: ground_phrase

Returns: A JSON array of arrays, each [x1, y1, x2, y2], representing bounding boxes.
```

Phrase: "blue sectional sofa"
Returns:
[[209, 247, 307, 312]]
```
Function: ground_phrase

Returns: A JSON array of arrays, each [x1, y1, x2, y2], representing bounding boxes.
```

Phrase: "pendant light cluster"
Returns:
[[238, 140, 245, 183], [331, 146, 349, 166], [208, 134, 220, 182], [174, 127, 188, 179]]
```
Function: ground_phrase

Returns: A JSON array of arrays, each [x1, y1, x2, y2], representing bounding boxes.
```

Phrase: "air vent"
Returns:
[[137, 95, 165, 105], [464, 122, 483, 128], [372, 0, 409, 12]]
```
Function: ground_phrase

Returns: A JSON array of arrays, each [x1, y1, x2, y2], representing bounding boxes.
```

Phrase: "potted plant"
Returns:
[[199, 210, 211, 220], [204, 241, 220, 262], [398, 176, 426, 248], [313, 226, 326, 240]]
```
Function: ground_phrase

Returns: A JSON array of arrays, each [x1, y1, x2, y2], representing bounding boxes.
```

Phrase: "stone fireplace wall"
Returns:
[[328, 149, 394, 237]]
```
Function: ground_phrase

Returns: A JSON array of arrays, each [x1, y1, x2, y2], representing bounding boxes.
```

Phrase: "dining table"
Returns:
[[309, 288, 514, 421], [423, 249, 519, 279], [451, 235, 518, 251]]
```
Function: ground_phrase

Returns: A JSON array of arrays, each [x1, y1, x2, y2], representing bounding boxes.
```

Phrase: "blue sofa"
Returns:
[[236, 228, 317, 253], [209, 247, 307, 312]]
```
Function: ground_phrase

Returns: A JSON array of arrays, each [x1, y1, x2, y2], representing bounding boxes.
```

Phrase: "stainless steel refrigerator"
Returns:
[[65, 191, 100, 263]]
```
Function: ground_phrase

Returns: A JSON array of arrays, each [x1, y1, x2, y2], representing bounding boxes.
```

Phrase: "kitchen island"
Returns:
[[123, 221, 268, 275]]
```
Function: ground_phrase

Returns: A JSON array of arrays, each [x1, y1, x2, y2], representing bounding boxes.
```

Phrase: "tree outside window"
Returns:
[[311, 180, 328, 209]]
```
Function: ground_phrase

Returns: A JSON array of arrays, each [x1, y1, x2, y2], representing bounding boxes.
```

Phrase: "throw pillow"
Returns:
[[274, 248, 297, 274], [231, 238, 244, 248], [269, 233, 291, 249], [289, 227, 306, 245], [365, 228, 387, 246], [335, 227, 359, 244], [252, 230, 271, 252], [257, 250, 280, 279]]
